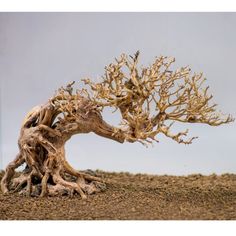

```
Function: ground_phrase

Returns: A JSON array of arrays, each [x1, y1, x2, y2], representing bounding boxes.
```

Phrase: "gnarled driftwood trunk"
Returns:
[[1, 96, 124, 198]]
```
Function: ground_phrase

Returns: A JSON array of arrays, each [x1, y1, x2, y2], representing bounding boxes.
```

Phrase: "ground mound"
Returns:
[[0, 171, 235, 220]]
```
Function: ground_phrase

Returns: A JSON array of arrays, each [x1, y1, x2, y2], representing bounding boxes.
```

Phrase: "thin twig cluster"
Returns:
[[81, 51, 233, 145]]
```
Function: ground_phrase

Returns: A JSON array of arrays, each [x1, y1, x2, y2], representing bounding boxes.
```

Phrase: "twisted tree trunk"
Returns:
[[1, 98, 125, 199]]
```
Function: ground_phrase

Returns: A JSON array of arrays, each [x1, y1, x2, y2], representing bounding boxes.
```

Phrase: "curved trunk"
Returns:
[[1, 98, 125, 198]]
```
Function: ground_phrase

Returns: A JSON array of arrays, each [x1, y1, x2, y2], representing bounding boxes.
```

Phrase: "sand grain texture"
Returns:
[[0, 171, 235, 220]]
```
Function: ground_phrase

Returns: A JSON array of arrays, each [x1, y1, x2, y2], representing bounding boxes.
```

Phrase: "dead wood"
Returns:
[[1, 52, 233, 198]]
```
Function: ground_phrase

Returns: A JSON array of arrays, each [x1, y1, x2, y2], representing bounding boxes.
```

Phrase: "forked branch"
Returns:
[[82, 52, 234, 145]]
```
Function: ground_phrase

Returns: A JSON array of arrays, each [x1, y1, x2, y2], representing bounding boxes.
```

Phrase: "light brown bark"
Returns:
[[1, 52, 233, 198], [1, 97, 122, 198]]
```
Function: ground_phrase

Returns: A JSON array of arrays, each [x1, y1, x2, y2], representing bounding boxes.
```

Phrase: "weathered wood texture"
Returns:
[[1, 52, 233, 198]]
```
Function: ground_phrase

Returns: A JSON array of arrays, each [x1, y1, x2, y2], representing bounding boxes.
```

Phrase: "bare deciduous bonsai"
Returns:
[[1, 52, 234, 198]]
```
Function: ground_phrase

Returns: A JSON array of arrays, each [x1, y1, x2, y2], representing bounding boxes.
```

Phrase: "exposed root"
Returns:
[[77, 176, 106, 195], [51, 168, 86, 199], [40, 171, 50, 197], [11, 173, 28, 193], [2, 156, 106, 198], [1, 153, 24, 194], [62, 159, 104, 183], [47, 184, 70, 196], [1, 134, 106, 199]]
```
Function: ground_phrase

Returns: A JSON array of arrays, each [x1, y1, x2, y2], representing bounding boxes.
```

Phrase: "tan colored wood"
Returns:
[[1, 52, 233, 198]]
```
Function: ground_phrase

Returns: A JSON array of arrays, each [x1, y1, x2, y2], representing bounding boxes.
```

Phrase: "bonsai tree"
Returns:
[[1, 52, 234, 198]]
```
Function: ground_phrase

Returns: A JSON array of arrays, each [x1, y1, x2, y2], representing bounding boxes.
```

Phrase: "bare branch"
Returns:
[[82, 52, 234, 144]]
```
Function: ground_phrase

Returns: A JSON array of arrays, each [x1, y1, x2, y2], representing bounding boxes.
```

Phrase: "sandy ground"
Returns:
[[0, 171, 235, 220]]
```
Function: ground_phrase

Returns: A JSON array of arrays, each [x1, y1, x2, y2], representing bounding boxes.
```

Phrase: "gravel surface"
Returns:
[[0, 171, 235, 220]]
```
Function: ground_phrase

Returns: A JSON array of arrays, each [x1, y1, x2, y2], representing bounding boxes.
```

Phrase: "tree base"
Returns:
[[1, 143, 107, 199], [3, 166, 106, 199]]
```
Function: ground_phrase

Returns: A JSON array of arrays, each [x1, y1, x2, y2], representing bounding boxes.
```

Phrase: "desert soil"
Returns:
[[0, 171, 235, 220]]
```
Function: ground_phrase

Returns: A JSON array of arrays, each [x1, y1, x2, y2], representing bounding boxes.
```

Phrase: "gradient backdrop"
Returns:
[[0, 13, 235, 174]]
